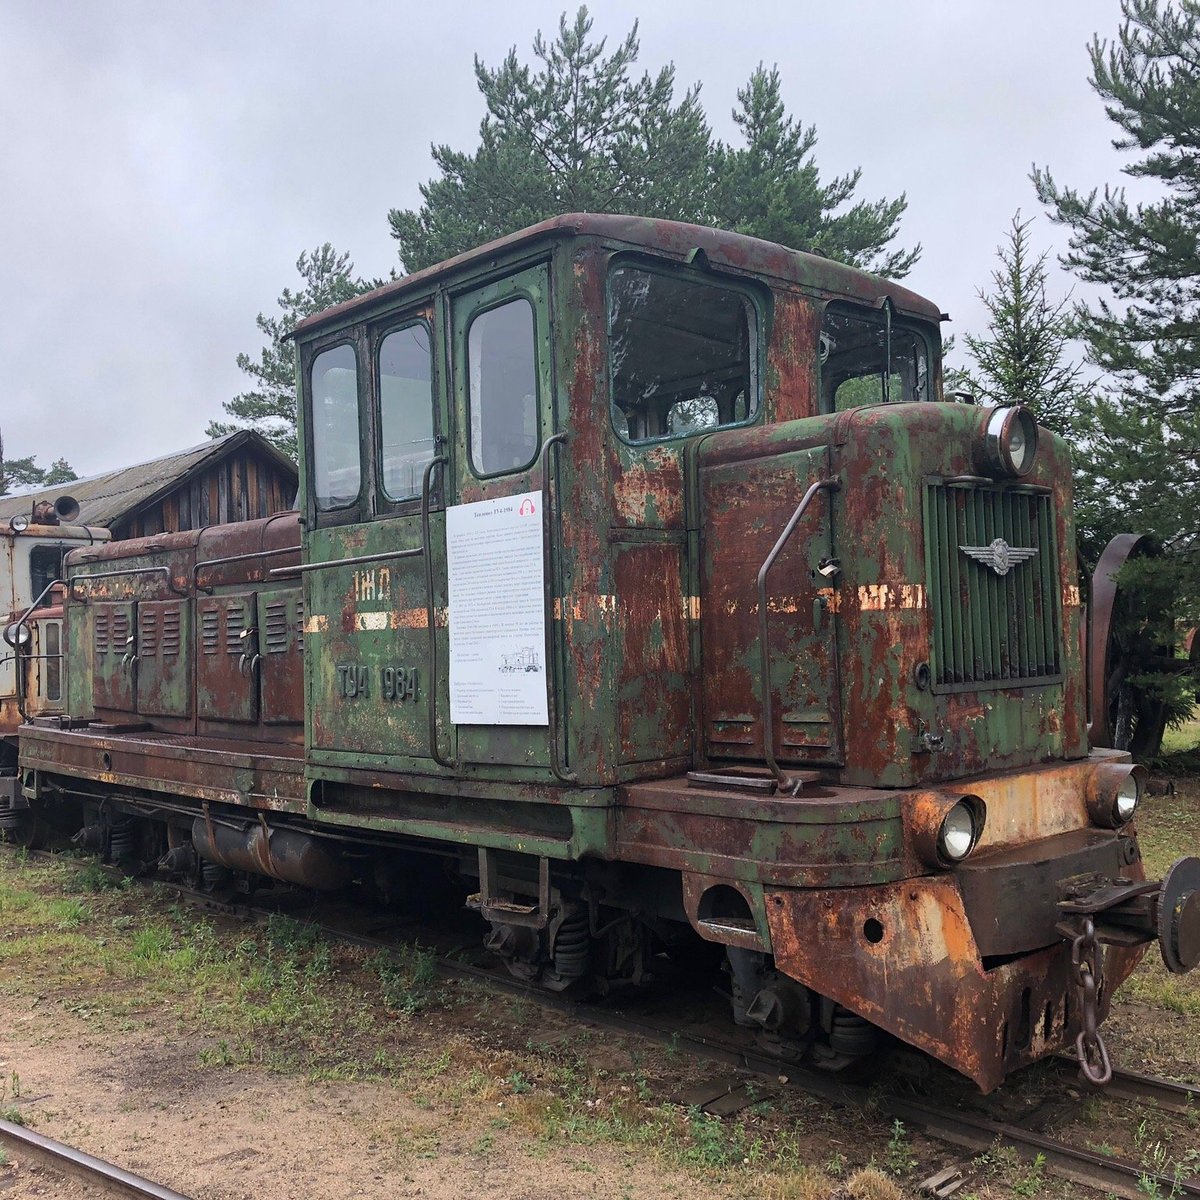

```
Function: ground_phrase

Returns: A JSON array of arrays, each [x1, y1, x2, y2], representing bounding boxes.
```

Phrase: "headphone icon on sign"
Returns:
[[519, 499, 537, 516]]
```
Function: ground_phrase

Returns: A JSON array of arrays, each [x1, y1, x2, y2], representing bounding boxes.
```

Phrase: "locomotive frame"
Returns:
[[9, 215, 1200, 1093]]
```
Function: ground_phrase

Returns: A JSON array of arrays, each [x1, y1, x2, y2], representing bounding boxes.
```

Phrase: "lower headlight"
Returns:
[[938, 800, 981, 863], [1114, 774, 1141, 823], [1087, 763, 1145, 828]]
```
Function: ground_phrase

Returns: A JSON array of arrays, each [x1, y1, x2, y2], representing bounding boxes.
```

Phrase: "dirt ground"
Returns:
[[0, 993, 726, 1200]]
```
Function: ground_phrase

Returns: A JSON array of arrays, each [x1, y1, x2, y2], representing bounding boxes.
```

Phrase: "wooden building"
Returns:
[[0, 432, 297, 539]]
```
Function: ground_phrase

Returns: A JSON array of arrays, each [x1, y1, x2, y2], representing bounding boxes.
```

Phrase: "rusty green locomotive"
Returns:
[[10, 216, 1199, 1092]]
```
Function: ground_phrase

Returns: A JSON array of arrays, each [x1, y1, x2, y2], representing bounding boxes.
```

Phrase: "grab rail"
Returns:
[[756, 478, 840, 795], [194, 544, 300, 593], [421, 455, 455, 769], [68, 564, 187, 598], [538, 433, 576, 785]]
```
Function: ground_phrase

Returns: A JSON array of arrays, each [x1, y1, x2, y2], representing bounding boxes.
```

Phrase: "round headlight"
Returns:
[[1114, 774, 1141, 824], [981, 406, 1039, 478], [3, 622, 30, 648], [8, 515, 29, 533], [938, 800, 979, 863]]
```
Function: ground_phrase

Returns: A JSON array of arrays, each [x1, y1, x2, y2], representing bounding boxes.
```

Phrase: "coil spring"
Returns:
[[552, 909, 591, 980], [0, 810, 20, 834], [201, 860, 232, 890], [829, 1005, 877, 1057], [108, 818, 136, 868]]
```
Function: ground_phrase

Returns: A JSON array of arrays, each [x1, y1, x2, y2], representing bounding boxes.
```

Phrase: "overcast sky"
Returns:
[[2, 0, 1135, 479]]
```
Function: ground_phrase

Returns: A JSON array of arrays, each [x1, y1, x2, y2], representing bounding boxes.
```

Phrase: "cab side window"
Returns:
[[609, 266, 758, 442], [467, 298, 539, 475], [310, 344, 361, 511], [379, 323, 435, 500]]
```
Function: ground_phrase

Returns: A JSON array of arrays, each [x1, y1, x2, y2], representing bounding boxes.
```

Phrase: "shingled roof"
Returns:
[[0, 431, 296, 528]]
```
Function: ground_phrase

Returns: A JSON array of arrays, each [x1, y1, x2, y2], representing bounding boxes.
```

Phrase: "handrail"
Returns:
[[756, 478, 840, 795], [421, 455, 455, 769], [270, 546, 424, 577], [193, 544, 300, 593], [538, 433, 576, 784], [69, 564, 187, 598]]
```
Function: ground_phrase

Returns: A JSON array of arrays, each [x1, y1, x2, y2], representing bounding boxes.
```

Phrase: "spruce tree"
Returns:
[[1033, 0, 1200, 560], [1033, 0, 1200, 751], [956, 212, 1086, 437], [209, 245, 377, 460]]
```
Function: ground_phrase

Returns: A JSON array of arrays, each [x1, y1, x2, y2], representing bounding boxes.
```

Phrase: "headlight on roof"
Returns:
[[980, 406, 1039, 478]]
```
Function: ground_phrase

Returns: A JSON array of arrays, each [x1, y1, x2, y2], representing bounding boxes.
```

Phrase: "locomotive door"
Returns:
[[91, 600, 137, 714], [305, 304, 448, 766], [448, 262, 562, 769]]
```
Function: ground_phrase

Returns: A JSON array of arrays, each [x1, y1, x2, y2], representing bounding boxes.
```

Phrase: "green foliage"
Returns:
[[208, 245, 379, 459], [1033, 0, 1200, 565], [709, 65, 918, 279], [370, 943, 444, 1016], [0, 429, 77, 497], [1035, 0, 1200, 746], [389, 9, 917, 279], [954, 212, 1088, 437]]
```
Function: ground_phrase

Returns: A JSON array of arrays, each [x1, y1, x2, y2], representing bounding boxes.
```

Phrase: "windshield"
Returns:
[[820, 303, 931, 412]]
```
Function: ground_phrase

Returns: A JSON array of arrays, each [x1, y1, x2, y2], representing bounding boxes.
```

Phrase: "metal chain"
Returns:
[[1070, 916, 1112, 1085]]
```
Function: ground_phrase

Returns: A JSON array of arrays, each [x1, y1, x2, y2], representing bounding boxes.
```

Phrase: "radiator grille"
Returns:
[[925, 483, 1062, 689]]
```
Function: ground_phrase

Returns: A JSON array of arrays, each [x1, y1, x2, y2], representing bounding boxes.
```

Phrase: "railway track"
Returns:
[[0, 1115, 192, 1199], [6, 845, 1199, 1200]]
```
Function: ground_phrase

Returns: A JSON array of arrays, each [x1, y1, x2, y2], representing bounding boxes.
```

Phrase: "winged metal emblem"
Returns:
[[959, 537, 1038, 577]]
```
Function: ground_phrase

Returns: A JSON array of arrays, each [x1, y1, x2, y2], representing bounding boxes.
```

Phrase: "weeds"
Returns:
[[370, 944, 444, 1016], [883, 1119, 917, 1176]]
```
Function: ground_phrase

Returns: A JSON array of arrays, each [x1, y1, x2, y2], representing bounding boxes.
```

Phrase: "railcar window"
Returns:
[[29, 546, 64, 601], [609, 267, 756, 442], [310, 344, 361, 510], [379, 323, 435, 500], [43, 621, 61, 702], [467, 298, 539, 475], [820, 305, 930, 412]]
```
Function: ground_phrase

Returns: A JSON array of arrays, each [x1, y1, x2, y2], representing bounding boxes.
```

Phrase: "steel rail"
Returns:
[[0, 1115, 193, 1199], [7, 846, 1199, 1199]]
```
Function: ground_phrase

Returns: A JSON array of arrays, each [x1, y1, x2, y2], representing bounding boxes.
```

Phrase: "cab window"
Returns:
[[379, 323, 435, 500], [821, 304, 930, 412], [467, 298, 539, 475], [310, 344, 361, 510], [30, 545, 64, 601], [609, 266, 757, 442]]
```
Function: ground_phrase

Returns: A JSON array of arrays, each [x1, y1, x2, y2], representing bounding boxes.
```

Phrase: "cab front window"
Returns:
[[821, 303, 931, 412]]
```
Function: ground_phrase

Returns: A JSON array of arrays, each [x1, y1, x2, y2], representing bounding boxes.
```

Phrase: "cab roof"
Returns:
[[292, 213, 942, 342]]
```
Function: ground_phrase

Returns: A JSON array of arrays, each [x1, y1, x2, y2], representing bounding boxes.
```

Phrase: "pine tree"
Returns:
[[956, 212, 1087, 437], [208, 245, 377, 459], [710, 65, 919, 278], [389, 10, 918, 278], [389, 9, 712, 273]]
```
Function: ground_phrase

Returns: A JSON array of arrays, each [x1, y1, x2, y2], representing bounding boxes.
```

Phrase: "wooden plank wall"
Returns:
[[113, 450, 298, 539]]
